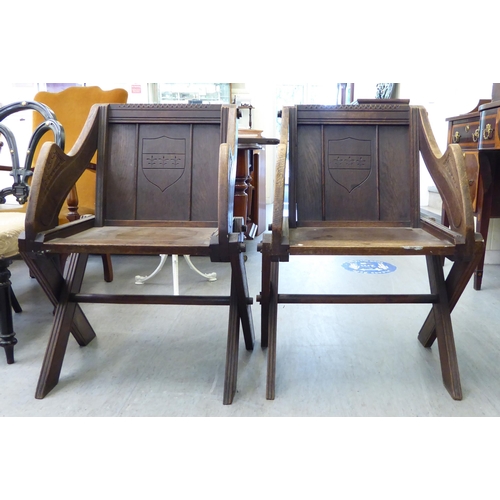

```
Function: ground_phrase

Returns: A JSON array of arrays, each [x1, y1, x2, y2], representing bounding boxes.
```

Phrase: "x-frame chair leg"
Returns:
[[223, 277, 241, 405], [21, 251, 96, 348], [223, 249, 255, 405], [418, 236, 484, 348], [10, 288, 22, 313], [230, 249, 255, 351], [31, 252, 95, 399], [426, 254, 462, 400]]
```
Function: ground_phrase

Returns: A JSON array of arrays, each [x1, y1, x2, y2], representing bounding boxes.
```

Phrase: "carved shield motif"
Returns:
[[328, 137, 371, 193], [141, 136, 186, 192]]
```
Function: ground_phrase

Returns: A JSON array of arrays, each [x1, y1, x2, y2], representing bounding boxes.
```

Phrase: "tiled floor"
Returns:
[[2, 238, 500, 416]]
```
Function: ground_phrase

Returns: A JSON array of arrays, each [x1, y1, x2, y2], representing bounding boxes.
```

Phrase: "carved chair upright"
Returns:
[[258, 101, 484, 401], [19, 103, 255, 405]]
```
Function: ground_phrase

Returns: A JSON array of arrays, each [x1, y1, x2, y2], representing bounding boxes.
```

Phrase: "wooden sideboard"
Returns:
[[445, 88, 500, 290]]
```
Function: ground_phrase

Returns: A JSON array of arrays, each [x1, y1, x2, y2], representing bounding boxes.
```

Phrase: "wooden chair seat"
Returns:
[[39, 223, 218, 256], [287, 226, 457, 255], [19, 103, 254, 405]]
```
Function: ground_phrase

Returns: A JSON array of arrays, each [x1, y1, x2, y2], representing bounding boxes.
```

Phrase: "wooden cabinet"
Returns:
[[446, 101, 488, 212], [445, 92, 500, 290]]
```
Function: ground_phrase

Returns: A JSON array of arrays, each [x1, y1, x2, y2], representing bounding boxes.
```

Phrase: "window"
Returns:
[[156, 83, 230, 104]]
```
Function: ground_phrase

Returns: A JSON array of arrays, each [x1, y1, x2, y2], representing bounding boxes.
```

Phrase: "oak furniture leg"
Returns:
[[35, 253, 92, 398], [231, 248, 255, 351], [259, 250, 271, 349], [223, 278, 240, 405], [418, 235, 484, 348], [21, 251, 96, 347], [102, 254, 113, 283], [266, 259, 279, 401], [426, 255, 462, 400]]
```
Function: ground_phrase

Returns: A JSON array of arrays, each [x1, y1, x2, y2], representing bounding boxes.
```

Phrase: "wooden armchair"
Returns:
[[19, 103, 255, 405], [258, 101, 484, 401]]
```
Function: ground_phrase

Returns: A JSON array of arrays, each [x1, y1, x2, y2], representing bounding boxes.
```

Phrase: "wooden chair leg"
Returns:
[[418, 235, 484, 348], [230, 249, 254, 351], [223, 278, 241, 405], [102, 254, 113, 282], [20, 251, 96, 347], [10, 288, 22, 313], [426, 255, 462, 400], [35, 253, 92, 399], [0, 258, 17, 364], [266, 260, 279, 400], [260, 251, 271, 349]]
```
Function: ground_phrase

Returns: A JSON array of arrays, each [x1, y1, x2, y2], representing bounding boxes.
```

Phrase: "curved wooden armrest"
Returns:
[[25, 104, 101, 239], [216, 105, 238, 252], [271, 106, 290, 256], [417, 106, 475, 256]]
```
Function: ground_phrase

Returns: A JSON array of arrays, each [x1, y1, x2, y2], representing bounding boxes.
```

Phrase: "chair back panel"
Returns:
[[290, 102, 419, 227], [98, 104, 225, 226]]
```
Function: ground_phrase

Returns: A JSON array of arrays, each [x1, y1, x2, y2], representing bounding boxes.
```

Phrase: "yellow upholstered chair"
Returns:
[[33, 86, 128, 281]]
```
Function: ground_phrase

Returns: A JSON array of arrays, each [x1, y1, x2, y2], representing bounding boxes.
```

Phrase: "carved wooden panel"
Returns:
[[103, 122, 219, 224], [323, 125, 377, 221], [295, 123, 413, 224]]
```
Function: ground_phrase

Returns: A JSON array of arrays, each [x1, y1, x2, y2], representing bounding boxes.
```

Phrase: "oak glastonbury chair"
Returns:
[[19, 103, 255, 404], [258, 100, 484, 401], [0, 100, 64, 363]]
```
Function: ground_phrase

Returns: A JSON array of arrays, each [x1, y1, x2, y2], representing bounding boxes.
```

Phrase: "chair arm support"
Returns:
[[270, 106, 290, 257], [416, 106, 475, 256], [216, 105, 238, 249], [24, 105, 101, 240]]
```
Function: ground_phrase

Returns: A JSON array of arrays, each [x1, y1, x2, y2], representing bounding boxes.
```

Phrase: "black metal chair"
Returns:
[[0, 101, 64, 363]]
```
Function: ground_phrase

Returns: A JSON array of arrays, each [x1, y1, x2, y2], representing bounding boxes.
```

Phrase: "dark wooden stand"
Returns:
[[237, 137, 278, 239]]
